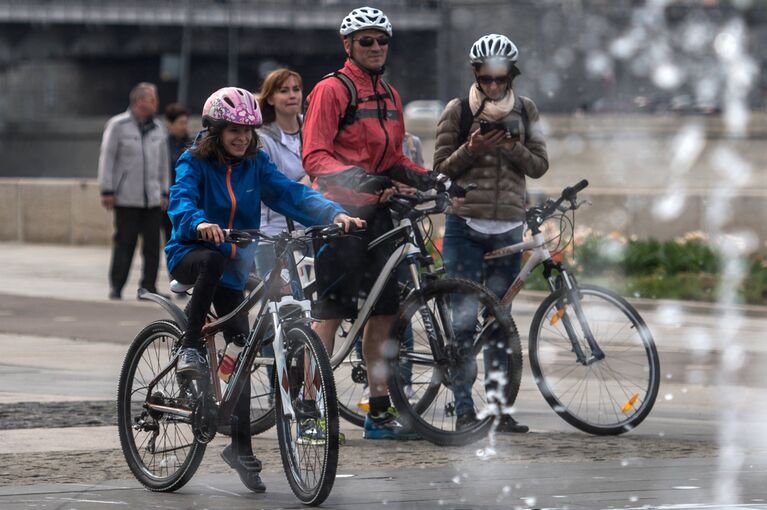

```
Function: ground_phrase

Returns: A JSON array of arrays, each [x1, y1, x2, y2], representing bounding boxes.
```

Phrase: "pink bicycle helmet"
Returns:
[[202, 87, 262, 127]]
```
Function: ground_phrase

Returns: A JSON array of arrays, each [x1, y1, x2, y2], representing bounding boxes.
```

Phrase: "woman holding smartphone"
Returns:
[[433, 33, 549, 433]]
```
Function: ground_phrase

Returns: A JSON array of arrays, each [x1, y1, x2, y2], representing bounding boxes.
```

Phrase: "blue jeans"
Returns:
[[441, 215, 522, 417]]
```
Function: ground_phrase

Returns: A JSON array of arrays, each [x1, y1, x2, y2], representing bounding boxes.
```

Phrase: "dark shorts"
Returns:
[[311, 206, 400, 320]]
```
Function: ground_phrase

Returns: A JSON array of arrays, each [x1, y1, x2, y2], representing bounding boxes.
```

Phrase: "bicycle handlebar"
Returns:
[[529, 179, 590, 230], [211, 224, 352, 249]]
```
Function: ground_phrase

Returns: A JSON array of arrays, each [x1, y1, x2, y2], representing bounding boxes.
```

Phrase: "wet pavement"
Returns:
[[1, 242, 766, 508]]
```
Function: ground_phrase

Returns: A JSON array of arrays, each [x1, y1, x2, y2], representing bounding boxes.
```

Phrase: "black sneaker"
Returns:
[[176, 347, 208, 378], [496, 415, 529, 434], [455, 411, 481, 432], [221, 444, 266, 493], [108, 289, 121, 300]]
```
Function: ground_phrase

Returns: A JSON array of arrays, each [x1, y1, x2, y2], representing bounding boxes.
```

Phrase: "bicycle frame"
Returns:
[[487, 219, 606, 365], [142, 237, 316, 427], [327, 218, 423, 367]]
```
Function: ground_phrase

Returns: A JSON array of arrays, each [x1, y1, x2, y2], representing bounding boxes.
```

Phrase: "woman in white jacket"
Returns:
[[255, 68, 310, 276]]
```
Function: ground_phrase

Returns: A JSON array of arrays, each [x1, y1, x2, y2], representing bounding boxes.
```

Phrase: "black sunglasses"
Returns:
[[353, 35, 390, 47], [477, 75, 508, 85]]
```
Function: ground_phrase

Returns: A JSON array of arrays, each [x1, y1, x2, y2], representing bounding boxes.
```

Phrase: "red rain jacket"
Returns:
[[302, 60, 430, 207]]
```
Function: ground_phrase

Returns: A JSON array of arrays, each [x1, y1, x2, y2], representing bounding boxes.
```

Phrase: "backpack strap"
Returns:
[[323, 72, 395, 131], [515, 95, 530, 144], [329, 71, 358, 130], [457, 97, 474, 146]]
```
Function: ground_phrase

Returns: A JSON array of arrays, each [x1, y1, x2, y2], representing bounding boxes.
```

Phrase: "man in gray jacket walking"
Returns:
[[98, 82, 169, 300]]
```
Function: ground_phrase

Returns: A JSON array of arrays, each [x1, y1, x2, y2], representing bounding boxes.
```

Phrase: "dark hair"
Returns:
[[190, 122, 259, 164], [258, 68, 303, 125], [165, 102, 189, 123]]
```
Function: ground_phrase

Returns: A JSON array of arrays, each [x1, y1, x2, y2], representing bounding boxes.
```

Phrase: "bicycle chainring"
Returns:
[[191, 393, 218, 444], [351, 363, 368, 385]]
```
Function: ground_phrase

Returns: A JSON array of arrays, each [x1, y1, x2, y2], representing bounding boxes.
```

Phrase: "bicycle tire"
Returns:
[[274, 322, 339, 505], [529, 284, 660, 435], [117, 320, 206, 492], [387, 278, 522, 446]]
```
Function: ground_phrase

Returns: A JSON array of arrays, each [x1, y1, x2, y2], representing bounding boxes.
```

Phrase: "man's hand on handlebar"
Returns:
[[377, 187, 398, 204], [197, 222, 225, 245], [333, 213, 366, 233]]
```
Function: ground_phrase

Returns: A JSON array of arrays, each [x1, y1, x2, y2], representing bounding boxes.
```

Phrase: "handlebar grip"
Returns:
[[572, 179, 589, 193], [562, 179, 589, 202]]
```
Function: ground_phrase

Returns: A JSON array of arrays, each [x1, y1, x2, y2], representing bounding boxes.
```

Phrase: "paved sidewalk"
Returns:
[[1, 242, 767, 509]]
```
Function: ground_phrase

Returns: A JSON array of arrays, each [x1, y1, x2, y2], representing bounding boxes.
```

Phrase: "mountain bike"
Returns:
[[117, 225, 342, 505], [324, 190, 523, 446], [484, 180, 660, 435]]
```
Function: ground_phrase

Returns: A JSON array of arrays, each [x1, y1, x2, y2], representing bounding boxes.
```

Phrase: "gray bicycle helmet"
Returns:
[[340, 7, 393, 37], [469, 34, 518, 64]]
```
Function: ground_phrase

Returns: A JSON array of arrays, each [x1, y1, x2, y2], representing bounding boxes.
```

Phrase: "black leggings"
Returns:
[[171, 248, 249, 347], [171, 247, 253, 453]]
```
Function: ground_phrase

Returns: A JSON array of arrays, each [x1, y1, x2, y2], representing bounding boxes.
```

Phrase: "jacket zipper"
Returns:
[[371, 74, 389, 172], [226, 164, 237, 259], [141, 125, 148, 208]]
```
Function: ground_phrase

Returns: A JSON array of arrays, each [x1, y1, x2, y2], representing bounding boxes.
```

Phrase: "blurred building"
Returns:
[[0, 0, 765, 177]]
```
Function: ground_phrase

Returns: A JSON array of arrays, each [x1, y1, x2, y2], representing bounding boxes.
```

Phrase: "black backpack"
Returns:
[[457, 95, 530, 145], [309, 71, 395, 131]]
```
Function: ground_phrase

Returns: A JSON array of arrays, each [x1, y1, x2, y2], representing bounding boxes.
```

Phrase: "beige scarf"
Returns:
[[468, 83, 515, 122]]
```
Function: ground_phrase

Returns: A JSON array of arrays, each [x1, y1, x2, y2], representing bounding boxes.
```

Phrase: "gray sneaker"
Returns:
[[176, 347, 208, 378]]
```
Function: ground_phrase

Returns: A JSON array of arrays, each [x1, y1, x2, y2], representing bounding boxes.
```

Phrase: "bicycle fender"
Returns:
[[138, 289, 189, 331]]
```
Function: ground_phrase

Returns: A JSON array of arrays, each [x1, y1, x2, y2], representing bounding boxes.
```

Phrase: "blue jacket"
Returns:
[[165, 148, 345, 291]]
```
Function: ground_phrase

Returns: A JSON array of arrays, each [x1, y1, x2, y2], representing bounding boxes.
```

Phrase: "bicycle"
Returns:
[[235, 188, 524, 447], [117, 225, 343, 505], [483, 179, 661, 435], [326, 190, 523, 446]]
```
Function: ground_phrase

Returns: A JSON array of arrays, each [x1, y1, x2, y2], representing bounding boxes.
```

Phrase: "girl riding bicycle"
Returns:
[[164, 86, 362, 492]]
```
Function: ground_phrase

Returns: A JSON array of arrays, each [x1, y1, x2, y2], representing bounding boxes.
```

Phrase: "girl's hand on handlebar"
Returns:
[[333, 213, 366, 232], [197, 222, 225, 245]]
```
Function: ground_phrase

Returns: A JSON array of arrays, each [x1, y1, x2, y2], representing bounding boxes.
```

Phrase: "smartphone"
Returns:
[[479, 120, 506, 135]]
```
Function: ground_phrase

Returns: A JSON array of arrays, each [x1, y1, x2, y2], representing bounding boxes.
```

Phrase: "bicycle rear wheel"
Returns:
[[275, 322, 339, 505], [388, 278, 522, 446], [117, 320, 205, 491], [333, 322, 367, 427], [335, 281, 413, 428], [529, 284, 660, 435]]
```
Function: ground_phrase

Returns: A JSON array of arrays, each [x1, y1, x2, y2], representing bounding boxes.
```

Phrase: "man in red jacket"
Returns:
[[303, 6, 434, 440]]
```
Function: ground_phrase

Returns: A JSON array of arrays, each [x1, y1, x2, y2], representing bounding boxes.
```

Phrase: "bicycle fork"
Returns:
[[550, 271, 605, 365]]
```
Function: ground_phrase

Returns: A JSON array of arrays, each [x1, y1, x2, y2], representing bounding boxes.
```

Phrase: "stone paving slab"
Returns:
[[0, 457, 766, 509]]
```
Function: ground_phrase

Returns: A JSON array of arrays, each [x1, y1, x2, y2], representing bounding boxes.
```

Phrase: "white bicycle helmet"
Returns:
[[339, 7, 393, 37], [469, 34, 519, 64]]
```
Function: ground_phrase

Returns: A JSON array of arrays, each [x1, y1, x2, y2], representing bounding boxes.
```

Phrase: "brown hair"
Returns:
[[257, 68, 303, 125], [190, 123, 259, 164], [165, 102, 189, 123]]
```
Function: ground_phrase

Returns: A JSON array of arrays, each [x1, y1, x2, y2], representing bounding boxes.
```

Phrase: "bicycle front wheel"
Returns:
[[529, 284, 660, 435], [275, 322, 339, 506], [388, 278, 522, 446], [117, 320, 205, 491]]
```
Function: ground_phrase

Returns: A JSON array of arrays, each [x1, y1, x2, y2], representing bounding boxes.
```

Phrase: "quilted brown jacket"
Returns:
[[433, 95, 549, 221]]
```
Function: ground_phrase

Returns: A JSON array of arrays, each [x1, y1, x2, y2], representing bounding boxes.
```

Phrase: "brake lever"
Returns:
[[572, 199, 592, 210]]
